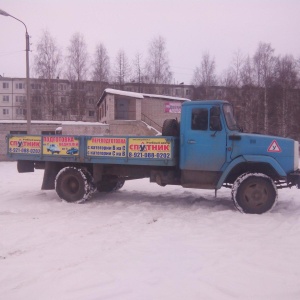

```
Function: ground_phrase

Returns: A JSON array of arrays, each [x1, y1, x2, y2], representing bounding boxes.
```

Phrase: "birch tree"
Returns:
[[192, 53, 217, 98], [33, 30, 62, 120], [274, 55, 298, 136], [113, 49, 131, 88], [92, 43, 110, 96], [65, 32, 89, 120], [65, 32, 89, 81], [132, 52, 144, 92], [253, 42, 275, 134], [33, 30, 62, 79], [92, 43, 110, 82], [145, 36, 172, 84]]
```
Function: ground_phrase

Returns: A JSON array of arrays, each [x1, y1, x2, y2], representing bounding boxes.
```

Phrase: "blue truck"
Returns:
[[6, 100, 300, 214]]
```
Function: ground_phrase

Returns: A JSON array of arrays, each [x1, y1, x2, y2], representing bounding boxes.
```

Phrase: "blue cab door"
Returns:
[[180, 104, 227, 173]]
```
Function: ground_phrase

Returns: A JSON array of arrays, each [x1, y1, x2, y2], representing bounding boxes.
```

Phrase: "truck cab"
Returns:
[[168, 100, 299, 213]]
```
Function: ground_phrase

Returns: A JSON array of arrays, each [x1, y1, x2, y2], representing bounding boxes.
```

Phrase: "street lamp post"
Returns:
[[0, 9, 31, 133]]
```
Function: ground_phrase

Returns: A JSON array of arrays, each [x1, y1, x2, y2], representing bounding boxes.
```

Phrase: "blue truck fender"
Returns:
[[216, 155, 287, 189]]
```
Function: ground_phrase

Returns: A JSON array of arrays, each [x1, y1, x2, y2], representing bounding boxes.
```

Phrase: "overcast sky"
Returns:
[[1, 0, 299, 84]]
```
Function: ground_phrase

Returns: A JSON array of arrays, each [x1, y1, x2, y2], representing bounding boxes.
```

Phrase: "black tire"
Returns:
[[232, 173, 278, 214], [97, 177, 125, 192], [162, 119, 180, 136], [55, 167, 94, 202]]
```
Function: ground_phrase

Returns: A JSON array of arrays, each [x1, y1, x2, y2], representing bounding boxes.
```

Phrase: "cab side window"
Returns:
[[209, 107, 222, 131], [192, 108, 208, 130]]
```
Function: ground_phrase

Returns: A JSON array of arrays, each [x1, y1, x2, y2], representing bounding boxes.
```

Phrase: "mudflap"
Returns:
[[41, 161, 62, 190], [17, 160, 34, 173]]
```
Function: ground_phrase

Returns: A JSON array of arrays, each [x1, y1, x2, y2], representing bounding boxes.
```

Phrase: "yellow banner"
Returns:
[[87, 137, 127, 157], [128, 138, 172, 159], [8, 136, 41, 155], [43, 136, 79, 156]]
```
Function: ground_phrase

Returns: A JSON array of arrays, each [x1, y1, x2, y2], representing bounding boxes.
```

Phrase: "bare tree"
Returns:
[[92, 43, 110, 97], [145, 36, 172, 84], [241, 55, 255, 86], [33, 30, 62, 120], [92, 43, 110, 82], [192, 52, 217, 91], [275, 55, 298, 89], [220, 68, 235, 87], [65, 32, 89, 81], [274, 55, 298, 136], [297, 57, 300, 88], [240, 55, 256, 133], [33, 30, 62, 79], [65, 32, 89, 120], [132, 52, 144, 92], [253, 42, 275, 133], [230, 50, 245, 87], [113, 49, 131, 88]]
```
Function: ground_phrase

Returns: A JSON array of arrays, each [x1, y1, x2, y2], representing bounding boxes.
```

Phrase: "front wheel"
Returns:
[[55, 167, 95, 202], [232, 173, 278, 214]]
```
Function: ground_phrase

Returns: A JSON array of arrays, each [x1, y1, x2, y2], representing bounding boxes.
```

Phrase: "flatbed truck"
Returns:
[[6, 100, 300, 214]]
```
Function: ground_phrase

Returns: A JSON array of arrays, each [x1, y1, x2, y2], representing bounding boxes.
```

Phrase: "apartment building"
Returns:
[[0, 77, 27, 120], [0, 76, 194, 123]]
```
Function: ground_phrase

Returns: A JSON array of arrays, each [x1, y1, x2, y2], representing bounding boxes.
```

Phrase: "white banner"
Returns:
[[165, 102, 182, 113]]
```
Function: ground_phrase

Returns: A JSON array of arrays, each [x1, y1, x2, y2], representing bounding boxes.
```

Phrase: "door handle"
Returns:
[[187, 139, 196, 144]]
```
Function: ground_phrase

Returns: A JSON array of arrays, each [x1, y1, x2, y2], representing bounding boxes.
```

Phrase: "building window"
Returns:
[[3, 95, 9, 102], [31, 83, 41, 90], [16, 108, 25, 115], [32, 96, 42, 104], [89, 111, 95, 117], [61, 97, 66, 103], [42, 131, 55, 135], [16, 96, 26, 103], [186, 89, 190, 96], [60, 84, 67, 91], [15, 83, 25, 89], [10, 130, 27, 134], [59, 83, 67, 91], [3, 108, 9, 115], [3, 82, 9, 89], [89, 98, 94, 104]]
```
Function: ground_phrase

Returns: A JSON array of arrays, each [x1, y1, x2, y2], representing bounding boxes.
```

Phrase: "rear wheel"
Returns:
[[55, 167, 95, 202], [232, 173, 277, 214], [162, 119, 180, 136]]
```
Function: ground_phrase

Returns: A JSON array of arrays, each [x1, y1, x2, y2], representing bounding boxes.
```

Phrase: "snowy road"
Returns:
[[1, 161, 300, 299]]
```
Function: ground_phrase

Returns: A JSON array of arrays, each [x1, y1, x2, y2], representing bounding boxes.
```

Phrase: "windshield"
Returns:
[[223, 104, 239, 131]]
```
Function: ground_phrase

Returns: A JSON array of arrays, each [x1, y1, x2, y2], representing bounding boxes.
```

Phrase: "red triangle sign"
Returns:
[[268, 140, 282, 152]]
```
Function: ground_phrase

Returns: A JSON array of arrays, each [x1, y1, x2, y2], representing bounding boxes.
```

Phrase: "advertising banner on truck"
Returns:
[[128, 138, 172, 159], [87, 137, 127, 157], [8, 136, 41, 155], [43, 136, 79, 156]]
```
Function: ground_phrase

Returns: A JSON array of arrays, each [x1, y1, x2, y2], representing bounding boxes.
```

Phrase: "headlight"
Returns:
[[295, 141, 299, 170]]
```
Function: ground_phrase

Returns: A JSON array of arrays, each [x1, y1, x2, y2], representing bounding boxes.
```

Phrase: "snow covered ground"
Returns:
[[1, 161, 300, 300]]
